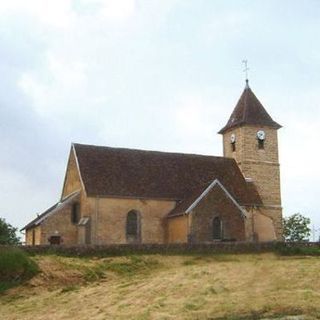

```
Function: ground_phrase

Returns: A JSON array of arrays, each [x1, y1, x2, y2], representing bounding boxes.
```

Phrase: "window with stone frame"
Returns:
[[212, 216, 223, 240], [258, 139, 265, 150], [71, 202, 80, 224], [126, 210, 140, 241], [231, 141, 236, 152], [48, 235, 61, 245]]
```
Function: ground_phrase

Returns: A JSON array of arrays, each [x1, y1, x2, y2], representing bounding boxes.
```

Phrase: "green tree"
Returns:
[[0, 218, 20, 245], [283, 213, 311, 242]]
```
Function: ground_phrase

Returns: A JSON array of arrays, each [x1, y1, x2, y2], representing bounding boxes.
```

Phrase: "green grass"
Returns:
[[0, 247, 39, 293], [104, 255, 160, 275], [77, 255, 161, 282]]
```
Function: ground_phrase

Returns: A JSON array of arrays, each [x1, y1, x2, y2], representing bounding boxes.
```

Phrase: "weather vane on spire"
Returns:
[[242, 59, 249, 87]]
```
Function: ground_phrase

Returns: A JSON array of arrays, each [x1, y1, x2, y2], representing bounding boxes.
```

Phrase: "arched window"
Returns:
[[258, 139, 265, 150], [126, 210, 140, 242], [71, 202, 80, 224], [212, 217, 223, 240]]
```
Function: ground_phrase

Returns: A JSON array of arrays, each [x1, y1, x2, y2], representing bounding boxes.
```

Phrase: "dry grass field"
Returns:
[[0, 253, 319, 320]]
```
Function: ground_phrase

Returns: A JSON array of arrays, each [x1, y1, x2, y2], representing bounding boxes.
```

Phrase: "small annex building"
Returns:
[[22, 81, 283, 245]]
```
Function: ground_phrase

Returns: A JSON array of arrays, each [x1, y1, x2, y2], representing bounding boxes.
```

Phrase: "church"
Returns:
[[22, 81, 283, 245]]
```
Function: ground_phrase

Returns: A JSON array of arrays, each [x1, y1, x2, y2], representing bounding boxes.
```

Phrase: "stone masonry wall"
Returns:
[[62, 149, 83, 199], [25, 226, 41, 245], [223, 126, 279, 164], [88, 197, 176, 245], [222, 126, 281, 205], [40, 205, 78, 245], [167, 215, 188, 243], [190, 186, 246, 242], [257, 207, 283, 240], [222, 125, 283, 240]]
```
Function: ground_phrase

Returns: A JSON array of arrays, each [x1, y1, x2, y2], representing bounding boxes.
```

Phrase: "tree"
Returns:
[[283, 213, 311, 242], [0, 218, 20, 245]]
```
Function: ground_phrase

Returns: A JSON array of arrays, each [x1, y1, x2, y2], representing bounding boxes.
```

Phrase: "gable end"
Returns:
[[186, 179, 247, 218], [60, 144, 87, 199]]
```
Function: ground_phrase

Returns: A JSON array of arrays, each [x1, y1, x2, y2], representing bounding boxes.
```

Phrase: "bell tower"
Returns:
[[218, 80, 283, 239]]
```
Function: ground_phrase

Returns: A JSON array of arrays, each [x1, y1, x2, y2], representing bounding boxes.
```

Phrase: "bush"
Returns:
[[283, 213, 311, 242], [0, 218, 20, 245], [0, 247, 39, 293], [275, 244, 320, 256]]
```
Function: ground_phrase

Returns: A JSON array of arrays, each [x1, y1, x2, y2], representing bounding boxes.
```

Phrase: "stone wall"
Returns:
[[61, 148, 83, 198], [253, 210, 277, 241], [40, 204, 79, 245], [58, 148, 177, 245], [190, 185, 246, 242], [167, 215, 188, 243], [17, 242, 320, 257], [223, 126, 279, 164], [222, 125, 283, 240], [223, 126, 281, 205], [257, 206, 283, 240], [25, 226, 41, 245], [88, 197, 176, 245]]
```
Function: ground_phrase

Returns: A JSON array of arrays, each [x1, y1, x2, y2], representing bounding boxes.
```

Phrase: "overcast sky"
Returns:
[[0, 0, 319, 240]]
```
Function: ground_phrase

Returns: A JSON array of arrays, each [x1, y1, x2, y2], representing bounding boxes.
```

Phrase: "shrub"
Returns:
[[283, 213, 311, 242], [0, 218, 20, 245], [0, 247, 39, 293], [276, 245, 320, 256]]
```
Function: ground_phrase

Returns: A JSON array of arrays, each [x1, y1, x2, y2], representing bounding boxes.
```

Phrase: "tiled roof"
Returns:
[[73, 143, 262, 206], [219, 82, 282, 134], [168, 184, 210, 217], [21, 191, 80, 231], [168, 179, 259, 217]]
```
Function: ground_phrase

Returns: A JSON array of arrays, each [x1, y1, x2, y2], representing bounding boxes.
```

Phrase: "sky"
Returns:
[[0, 0, 319, 240]]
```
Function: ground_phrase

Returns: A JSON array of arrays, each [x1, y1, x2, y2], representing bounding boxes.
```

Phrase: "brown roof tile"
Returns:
[[22, 191, 80, 230], [168, 179, 260, 217], [219, 82, 282, 134], [73, 143, 262, 206]]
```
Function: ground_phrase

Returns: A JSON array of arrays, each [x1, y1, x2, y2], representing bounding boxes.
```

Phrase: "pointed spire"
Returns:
[[218, 84, 282, 134]]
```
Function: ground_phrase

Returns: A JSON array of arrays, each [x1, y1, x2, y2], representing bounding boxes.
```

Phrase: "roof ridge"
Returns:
[[242, 86, 249, 123], [73, 143, 234, 161]]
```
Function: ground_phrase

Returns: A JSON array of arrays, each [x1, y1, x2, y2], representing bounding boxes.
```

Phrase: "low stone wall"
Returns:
[[10, 241, 320, 257]]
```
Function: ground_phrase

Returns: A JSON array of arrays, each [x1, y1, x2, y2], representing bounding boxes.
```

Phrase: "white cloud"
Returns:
[[200, 11, 250, 44], [170, 88, 231, 155], [47, 52, 88, 87], [0, 0, 138, 31], [18, 50, 90, 118], [99, 0, 136, 22], [0, 0, 75, 29], [1, 0, 320, 232], [174, 95, 207, 134]]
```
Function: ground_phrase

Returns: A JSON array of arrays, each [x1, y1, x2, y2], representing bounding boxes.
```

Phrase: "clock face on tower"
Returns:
[[256, 130, 266, 141], [230, 133, 236, 143]]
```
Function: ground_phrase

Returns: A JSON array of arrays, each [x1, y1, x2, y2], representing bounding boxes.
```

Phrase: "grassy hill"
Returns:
[[0, 253, 320, 319]]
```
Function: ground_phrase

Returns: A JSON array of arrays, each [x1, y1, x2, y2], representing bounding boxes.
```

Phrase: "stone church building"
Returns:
[[22, 81, 283, 245]]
